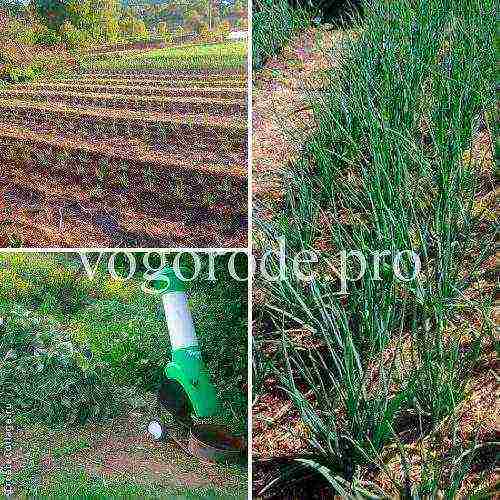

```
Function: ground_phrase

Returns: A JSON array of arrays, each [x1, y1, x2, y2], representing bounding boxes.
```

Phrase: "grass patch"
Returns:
[[0, 252, 247, 434], [19, 469, 241, 499], [253, 0, 310, 70], [254, 0, 496, 496], [80, 42, 247, 72], [52, 438, 90, 458]]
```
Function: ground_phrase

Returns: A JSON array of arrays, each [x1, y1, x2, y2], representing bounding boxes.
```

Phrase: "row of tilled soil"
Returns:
[[0, 124, 247, 247], [0, 89, 246, 116], [0, 99, 246, 153], [0, 174, 247, 248], [10, 82, 246, 100], [1, 123, 243, 166], [56, 75, 246, 88], [77, 68, 246, 78], [0, 124, 246, 185]]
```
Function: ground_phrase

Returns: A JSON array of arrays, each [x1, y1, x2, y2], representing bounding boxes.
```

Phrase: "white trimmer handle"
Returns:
[[162, 292, 199, 350]]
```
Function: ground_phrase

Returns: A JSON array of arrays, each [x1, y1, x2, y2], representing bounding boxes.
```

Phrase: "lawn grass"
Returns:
[[253, 0, 496, 496], [29, 470, 224, 498], [80, 42, 247, 72], [13, 468, 242, 499]]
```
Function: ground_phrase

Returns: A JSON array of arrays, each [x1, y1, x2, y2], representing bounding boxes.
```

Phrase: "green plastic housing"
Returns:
[[152, 266, 187, 293], [165, 346, 218, 418]]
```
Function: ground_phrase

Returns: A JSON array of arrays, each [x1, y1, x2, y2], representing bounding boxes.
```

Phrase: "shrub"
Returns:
[[4, 19, 37, 44], [158, 21, 172, 44], [0, 305, 132, 426], [0, 253, 248, 432], [3, 63, 39, 82], [59, 21, 91, 50], [33, 25, 62, 46]]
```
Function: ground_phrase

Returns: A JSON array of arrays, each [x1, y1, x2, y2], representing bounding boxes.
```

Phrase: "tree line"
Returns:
[[0, 0, 247, 48]]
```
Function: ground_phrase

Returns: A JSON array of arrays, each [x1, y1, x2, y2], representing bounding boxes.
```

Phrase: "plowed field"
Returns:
[[0, 67, 247, 248]]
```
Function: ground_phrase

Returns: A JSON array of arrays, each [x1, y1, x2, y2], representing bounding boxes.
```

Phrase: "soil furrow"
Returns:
[[0, 97, 245, 128], [0, 99, 246, 151], [58, 77, 246, 89], [0, 124, 246, 182], [0, 109, 245, 157], [76, 68, 245, 78], [14, 82, 246, 99], [0, 118, 245, 162], [0, 89, 246, 115], [0, 173, 247, 248]]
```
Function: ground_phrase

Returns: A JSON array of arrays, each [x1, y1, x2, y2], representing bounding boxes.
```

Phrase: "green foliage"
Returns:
[[157, 20, 172, 43], [34, 0, 69, 31], [51, 438, 90, 458], [59, 21, 91, 49], [33, 25, 62, 45], [255, 0, 495, 495], [120, 13, 150, 41], [0, 304, 131, 426], [25, 469, 225, 498], [0, 0, 25, 17], [253, 0, 310, 70], [0, 252, 247, 432], [3, 18, 61, 46], [33, 0, 122, 45], [2, 63, 39, 82], [80, 40, 246, 71], [4, 19, 38, 44]]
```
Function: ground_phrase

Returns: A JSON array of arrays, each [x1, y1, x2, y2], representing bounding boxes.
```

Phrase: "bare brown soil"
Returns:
[[0, 410, 247, 496], [252, 28, 341, 209], [0, 68, 247, 248], [0, 89, 246, 115], [16, 82, 246, 99]]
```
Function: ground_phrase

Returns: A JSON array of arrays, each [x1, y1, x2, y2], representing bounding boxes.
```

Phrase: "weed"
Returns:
[[96, 158, 109, 183], [52, 438, 90, 458]]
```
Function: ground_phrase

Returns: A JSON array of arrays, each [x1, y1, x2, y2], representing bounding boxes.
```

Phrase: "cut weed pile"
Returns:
[[253, 0, 497, 498], [0, 252, 248, 496]]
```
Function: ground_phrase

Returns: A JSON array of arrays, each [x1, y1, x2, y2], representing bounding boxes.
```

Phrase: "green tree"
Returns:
[[99, 0, 120, 42], [33, 0, 68, 30], [120, 13, 148, 42], [35, 0, 121, 43], [157, 20, 172, 44]]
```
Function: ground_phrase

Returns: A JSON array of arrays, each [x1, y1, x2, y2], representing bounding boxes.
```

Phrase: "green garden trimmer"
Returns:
[[146, 267, 245, 464]]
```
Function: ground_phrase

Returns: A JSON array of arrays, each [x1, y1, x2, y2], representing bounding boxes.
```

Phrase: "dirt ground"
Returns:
[[0, 68, 247, 248], [252, 27, 346, 209], [1, 409, 247, 497], [252, 25, 339, 459]]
